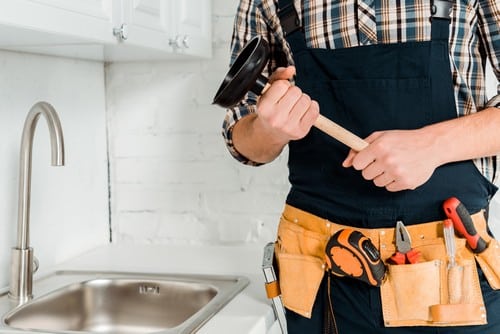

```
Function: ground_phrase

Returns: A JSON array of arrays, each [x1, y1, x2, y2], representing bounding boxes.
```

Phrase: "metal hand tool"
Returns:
[[443, 218, 456, 268], [443, 218, 463, 304], [262, 242, 287, 334], [389, 221, 421, 265]]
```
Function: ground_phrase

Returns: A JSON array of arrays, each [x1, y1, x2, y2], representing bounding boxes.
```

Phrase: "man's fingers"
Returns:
[[260, 80, 293, 107], [373, 172, 395, 187], [342, 150, 356, 167], [269, 66, 296, 82], [300, 100, 320, 126], [277, 86, 303, 112], [362, 162, 384, 181]]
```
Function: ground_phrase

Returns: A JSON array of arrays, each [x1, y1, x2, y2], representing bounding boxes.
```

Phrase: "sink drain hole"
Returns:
[[138, 285, 160, 295]]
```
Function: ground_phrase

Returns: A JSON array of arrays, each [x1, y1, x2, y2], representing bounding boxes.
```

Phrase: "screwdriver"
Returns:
[[443, 197, 488, 253], [443, 218, 456, 268], [443, 218, 462, 304]]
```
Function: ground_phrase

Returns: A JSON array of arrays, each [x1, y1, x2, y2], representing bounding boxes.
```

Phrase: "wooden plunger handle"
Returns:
[[261, 83, 368, 151], [314, 115, 368, 151]]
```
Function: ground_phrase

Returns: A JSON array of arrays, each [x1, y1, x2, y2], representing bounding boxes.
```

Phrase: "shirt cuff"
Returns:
[[224, 125, 263, 166], [486, 94, 500, 108]]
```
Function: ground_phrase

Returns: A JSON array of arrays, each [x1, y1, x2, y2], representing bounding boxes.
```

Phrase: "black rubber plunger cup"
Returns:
[[212, 36, 369, 151], [213, 36, 270, 108]]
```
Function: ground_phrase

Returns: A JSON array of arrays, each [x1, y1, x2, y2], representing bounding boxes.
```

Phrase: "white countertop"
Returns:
[[19, 243, 278, 334]]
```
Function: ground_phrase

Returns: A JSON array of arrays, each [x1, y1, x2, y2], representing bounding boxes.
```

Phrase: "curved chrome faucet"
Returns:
[[9, 102, 65, 302]]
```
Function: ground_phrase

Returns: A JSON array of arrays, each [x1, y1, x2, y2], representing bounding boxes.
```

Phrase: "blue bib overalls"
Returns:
[[277, 0, 500, 332]]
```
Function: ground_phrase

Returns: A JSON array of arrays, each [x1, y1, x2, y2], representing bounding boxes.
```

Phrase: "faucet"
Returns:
[[9, 101, 65, 302]]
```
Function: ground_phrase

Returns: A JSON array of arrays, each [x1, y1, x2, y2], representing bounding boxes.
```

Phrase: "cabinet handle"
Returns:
[[169, 35, 190, 50], [113, 23, 128, 41], [182, 35, 189, 49], [169, 35, 181, 49]]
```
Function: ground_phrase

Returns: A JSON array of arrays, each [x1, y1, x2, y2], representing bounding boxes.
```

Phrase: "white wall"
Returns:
[[106, 0, 500, 245], [105, 0, 289, 245], [0, 51, 109, 288]]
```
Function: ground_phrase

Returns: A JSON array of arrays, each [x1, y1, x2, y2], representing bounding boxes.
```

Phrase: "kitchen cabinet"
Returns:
[[0, 0, 114, 43], [0, 0, 212, 61], [170, 0, 212, 58], [111, 0, 212, 60], [104, 0, 176, 61]]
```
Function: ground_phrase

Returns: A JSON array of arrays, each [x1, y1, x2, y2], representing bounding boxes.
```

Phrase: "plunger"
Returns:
[[213, 35, 368, 151]]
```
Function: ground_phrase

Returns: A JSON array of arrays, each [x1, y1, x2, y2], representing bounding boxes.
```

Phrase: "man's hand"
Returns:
[[342, 129, 440, 192], [232, 66, 319, 163], [256, 66, 319, 142]]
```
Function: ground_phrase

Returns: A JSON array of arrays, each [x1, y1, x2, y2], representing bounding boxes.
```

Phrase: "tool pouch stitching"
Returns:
[[273, 205, 495, 324], [467, 212, 500, 291], [379, 233, 486, 327], [475, 238, 500, 290], [275, 217, 328, 318]]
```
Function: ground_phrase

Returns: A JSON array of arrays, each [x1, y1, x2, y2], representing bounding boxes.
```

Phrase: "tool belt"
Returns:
[[272, 204, 500, 326]]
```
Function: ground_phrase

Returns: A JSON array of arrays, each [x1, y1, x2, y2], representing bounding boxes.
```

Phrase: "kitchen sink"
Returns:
[[0, 270, 249, 333]]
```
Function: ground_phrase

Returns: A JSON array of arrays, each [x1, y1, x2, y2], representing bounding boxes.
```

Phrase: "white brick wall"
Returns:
[[105, 0, 290, 245], [106, 0, 500, 245]]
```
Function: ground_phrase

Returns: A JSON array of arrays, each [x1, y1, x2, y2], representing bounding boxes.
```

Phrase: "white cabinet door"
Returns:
[[170, 0, 212, 58], [0, 0, 212, 61], [117, 0, 173, 51], [108, 0, 212, 60], [0, 0, 114, 44]]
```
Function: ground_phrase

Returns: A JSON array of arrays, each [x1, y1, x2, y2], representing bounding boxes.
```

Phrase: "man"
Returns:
[[222, 0, 500, 333]]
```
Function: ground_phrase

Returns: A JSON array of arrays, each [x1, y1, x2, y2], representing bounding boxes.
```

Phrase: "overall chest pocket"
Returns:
[[323, 77, 432, 139]]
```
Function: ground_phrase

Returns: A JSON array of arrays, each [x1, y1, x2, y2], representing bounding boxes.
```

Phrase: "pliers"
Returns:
[[389, 221, 421, 265]]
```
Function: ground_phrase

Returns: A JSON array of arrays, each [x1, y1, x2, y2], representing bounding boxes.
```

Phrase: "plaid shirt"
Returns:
[[222, 0, 500, 182]]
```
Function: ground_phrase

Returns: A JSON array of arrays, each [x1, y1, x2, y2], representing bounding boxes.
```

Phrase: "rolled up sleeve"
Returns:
[[221, 0, 290, 165]]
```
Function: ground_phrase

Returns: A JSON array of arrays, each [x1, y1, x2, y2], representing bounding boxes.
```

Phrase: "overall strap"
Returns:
[[277, 0, 308, 54], [430, 0, 453, 41], [277, 0, 301, 36], [278, 0, 453, 46]]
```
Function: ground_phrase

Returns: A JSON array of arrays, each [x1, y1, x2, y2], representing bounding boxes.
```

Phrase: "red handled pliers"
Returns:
[[389, 221, 421, 265]]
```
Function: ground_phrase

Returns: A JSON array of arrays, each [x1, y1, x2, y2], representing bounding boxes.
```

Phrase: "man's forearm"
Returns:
[[342, 106, 500, 192], [232, 113, 289, 164], [427, 107, 500, 165]]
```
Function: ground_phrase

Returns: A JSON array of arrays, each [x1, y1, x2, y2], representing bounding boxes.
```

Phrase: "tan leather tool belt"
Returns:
[[274, 204, 500, 326]]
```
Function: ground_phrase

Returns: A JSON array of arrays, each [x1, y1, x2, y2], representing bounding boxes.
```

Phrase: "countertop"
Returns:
[[1, 243, 279, 334]]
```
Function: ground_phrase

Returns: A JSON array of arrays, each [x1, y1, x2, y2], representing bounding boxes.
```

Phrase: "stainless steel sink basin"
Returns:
[[0, 270, 249, 333]]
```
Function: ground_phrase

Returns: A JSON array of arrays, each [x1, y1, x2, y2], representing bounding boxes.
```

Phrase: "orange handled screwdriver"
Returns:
[[443, 197, 488, 253], [325, 229, 386, 286]]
